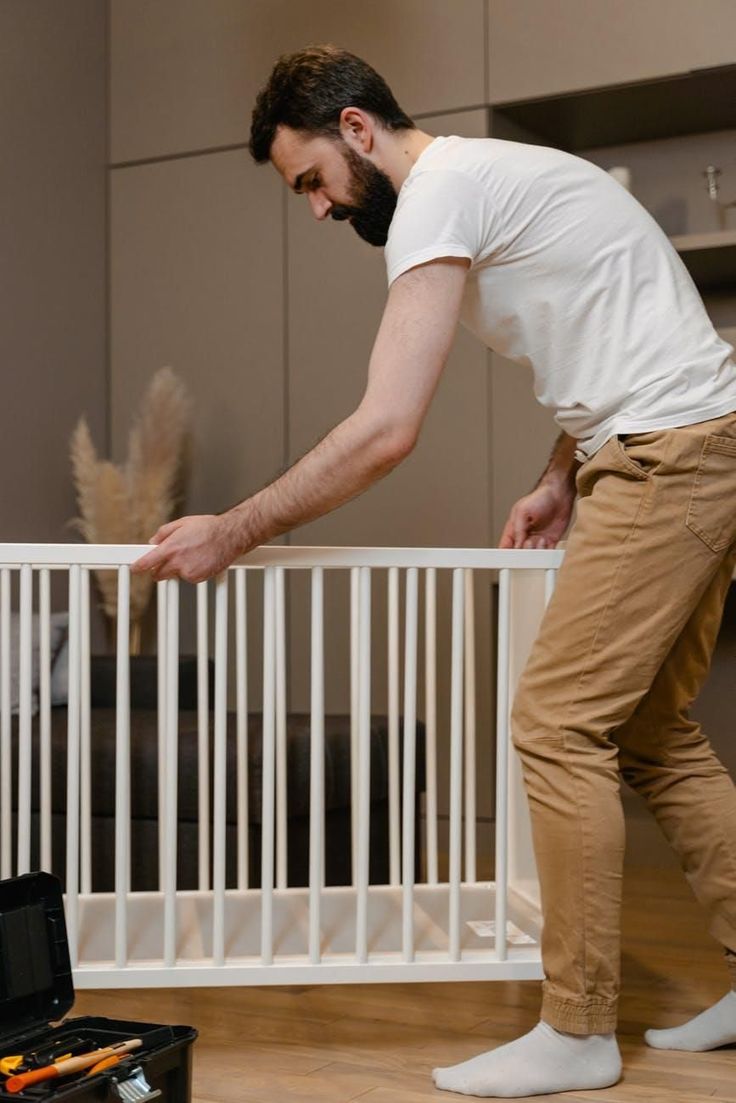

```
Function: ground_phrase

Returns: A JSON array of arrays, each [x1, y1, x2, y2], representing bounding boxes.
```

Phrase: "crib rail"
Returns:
[[0, 544, 562, 988]]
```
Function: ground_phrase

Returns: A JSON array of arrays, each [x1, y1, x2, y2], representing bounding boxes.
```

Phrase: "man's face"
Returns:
[[270, 126, 398, 246]]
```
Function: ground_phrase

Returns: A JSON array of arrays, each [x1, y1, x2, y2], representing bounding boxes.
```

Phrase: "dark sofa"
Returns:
[[12, 658, 426, 892]]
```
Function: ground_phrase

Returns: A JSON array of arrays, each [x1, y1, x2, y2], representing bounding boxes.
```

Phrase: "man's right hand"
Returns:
[[498, 483, 575, 549]]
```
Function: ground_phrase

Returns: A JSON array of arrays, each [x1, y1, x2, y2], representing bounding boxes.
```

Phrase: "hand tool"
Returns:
[[5, 1039, 142, 1094], [86, 1055, 124, 1077]]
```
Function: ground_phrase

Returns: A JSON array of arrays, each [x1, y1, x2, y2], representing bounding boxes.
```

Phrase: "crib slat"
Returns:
[[449, 568, 465, 962], [309, 568, 325, 963], [275, 567, 288, 890], [349, 567, 359, 886], [157, 582, 168, 890], [495, 568, 511, 962], [17, 564, 32, 875], [388, 567, 400, 885], [464, 569, 477, 884], [235, 568, 249, 889], [39, 569, 52, 872], [0, 569, 10, 878], [261, 568, 276, 965], [424, 568, 438, 885], [80, 569, 92, 894], [197, 581, 210, 892], [163, 579, 180, 968], [213, 573, 229, 966], [355, 567, 372, 963], [402, 568, 418, 962], [115, 566, 131, 967], [66, 565, 82, 966]]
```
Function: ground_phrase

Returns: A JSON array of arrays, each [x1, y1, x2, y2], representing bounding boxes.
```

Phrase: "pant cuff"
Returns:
[[541, 994, 618, 1035]]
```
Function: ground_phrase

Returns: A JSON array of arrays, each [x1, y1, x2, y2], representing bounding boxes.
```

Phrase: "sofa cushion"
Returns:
[[15, 708, 426, 825]]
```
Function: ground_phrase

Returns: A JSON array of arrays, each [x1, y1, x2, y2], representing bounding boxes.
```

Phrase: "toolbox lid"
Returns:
[[0, 872, 74, 1039]]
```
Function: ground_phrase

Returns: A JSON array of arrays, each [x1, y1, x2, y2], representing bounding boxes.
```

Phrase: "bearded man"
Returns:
[[133, 45, 736, 1099]]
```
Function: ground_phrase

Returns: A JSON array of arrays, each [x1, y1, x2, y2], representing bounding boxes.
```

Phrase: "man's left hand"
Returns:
[[131, 514, 243, 583]]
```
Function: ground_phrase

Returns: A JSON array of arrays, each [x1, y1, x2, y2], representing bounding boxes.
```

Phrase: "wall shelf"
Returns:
[[670, 230, 736, 291], [490, 64, 736, 150]]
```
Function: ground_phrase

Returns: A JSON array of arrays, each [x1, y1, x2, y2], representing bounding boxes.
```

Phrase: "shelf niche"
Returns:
[[488, 65, 736, 151], [488, 66, 736, 293]]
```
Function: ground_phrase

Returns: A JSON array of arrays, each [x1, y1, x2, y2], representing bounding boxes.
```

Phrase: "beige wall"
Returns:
[[0, 0, 107, 543]]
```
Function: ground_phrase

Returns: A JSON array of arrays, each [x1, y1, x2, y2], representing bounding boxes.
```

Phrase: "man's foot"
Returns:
[[432, 1021, 622, 1097], [645, 990, 736, 1052]]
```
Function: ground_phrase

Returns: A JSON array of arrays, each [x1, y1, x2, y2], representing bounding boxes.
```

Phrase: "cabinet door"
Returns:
[[490, 354, 559, 543], [487, 0, 736, 104], [110, 150, 285, 517], [111, 0, 486, 163]]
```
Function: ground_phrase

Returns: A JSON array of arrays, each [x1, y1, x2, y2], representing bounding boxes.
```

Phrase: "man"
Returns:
[[132, 46, 736, 1099]]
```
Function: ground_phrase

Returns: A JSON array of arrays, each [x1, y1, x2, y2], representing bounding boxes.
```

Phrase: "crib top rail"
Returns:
[[0, 544, 564, 571]]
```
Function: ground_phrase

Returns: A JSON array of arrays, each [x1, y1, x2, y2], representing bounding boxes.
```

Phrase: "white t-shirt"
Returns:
[[384, 136, 736, 458]]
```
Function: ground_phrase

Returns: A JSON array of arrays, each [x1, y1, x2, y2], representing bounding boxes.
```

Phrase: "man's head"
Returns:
[[249, 45, 416, 246]]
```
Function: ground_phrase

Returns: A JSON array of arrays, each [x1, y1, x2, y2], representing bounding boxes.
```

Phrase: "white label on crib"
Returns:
[[466, 920, 536, 945]]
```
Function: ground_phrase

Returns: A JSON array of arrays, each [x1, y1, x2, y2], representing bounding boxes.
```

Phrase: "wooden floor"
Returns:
[[75, 811, 736, 1102]]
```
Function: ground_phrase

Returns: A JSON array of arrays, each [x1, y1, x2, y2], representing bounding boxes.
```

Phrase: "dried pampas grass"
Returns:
[[70, 367, 192, 650]]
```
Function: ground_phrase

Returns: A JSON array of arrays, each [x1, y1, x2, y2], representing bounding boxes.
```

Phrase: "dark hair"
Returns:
[[249, 44, 415, 163]]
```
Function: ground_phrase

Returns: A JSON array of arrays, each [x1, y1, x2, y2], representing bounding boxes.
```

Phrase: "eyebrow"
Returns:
[[292, 169, 313, 194]]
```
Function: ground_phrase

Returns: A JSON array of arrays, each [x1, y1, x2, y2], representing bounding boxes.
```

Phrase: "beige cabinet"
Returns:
[[110, 0, 486, 163], [110, 149, 285, 516], [487, 0, 736, 104], [0, 0, 107, 543]]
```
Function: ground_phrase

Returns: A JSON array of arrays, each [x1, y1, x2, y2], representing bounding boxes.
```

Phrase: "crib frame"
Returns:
[[0, 544, 563, 989]]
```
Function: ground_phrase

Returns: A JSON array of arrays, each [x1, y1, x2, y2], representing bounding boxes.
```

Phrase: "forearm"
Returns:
[[534, 431, 580, 494], [221, 411, 410, 553]]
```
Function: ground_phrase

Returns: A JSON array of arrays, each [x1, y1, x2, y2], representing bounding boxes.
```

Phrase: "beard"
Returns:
[[329, 144, 398, 247]]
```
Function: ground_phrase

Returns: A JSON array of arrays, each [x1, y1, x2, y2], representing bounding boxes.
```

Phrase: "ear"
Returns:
[[339, 107, 374, 153]]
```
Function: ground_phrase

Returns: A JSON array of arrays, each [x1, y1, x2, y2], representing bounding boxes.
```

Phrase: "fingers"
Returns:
[[498, 519, 515, 549], [130, 546, 168, 575], [150, 518, 184, 545], [132, 551, 182, 582], [501, 509, 538, 549], [513, 509, 531, 549]]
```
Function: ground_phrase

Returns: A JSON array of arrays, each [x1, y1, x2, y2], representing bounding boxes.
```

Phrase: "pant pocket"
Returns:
[[685, 434, 736, 552]]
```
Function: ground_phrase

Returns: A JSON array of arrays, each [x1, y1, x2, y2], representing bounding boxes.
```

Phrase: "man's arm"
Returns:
[[498, 431, 579, 550], [534, 431, 579, 493], [132, 256, 470, 582]]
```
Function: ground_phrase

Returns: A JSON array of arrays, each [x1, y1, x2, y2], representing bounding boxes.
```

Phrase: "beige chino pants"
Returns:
[[511, 409, 736, 1035]]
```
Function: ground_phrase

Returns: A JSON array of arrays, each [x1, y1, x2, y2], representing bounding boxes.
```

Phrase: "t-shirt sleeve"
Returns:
[[384, 169, 492, 287]]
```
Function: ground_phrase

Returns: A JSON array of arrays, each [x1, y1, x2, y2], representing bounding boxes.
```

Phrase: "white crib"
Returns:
[[0, 544, 562, 989]]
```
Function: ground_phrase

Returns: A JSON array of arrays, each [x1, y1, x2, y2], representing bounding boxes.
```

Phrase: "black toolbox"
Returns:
[[0, 873, 196, 1102]]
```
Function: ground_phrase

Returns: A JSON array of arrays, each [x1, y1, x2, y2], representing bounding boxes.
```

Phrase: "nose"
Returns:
[[308, 190, 332, 221]]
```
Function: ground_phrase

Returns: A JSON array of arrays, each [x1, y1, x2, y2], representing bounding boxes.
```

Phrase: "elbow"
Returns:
[[372, 424, 418, 472], [351, 406, 420, 473]]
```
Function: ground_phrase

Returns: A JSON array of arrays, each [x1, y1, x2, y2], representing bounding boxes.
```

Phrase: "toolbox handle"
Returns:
[[113, 1067, 163, 1102]]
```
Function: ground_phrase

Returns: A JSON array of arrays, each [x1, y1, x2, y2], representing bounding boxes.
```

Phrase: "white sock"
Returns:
[[432, 1021, 622, 1098], [645, 990, 736, 1052]]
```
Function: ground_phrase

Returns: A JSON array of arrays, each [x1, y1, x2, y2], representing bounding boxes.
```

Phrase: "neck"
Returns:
[[379, 128, 436, 191]]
